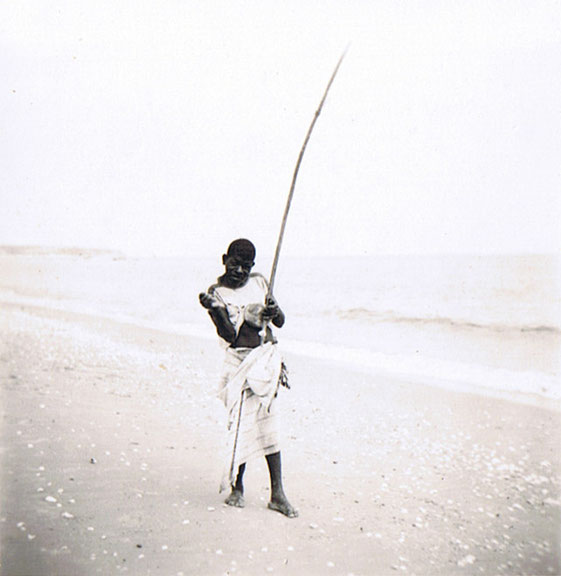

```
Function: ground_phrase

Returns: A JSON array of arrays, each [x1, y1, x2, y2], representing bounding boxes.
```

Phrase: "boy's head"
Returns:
[[221, 238, 255, 288], [225, 238, 256, 262]]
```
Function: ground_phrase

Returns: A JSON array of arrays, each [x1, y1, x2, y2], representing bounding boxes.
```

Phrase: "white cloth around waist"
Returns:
[[218, 342, 282, 419]]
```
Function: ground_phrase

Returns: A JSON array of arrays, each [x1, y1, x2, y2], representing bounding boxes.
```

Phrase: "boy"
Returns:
[[199, 238, 297, 518]]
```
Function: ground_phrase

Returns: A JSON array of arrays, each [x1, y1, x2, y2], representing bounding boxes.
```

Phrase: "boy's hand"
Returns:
[[262, 296, 280, 319], [199, 292, 221, 310]]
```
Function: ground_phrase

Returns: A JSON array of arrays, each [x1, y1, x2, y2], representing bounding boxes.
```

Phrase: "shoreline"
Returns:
[[1, 296, 559, 413]]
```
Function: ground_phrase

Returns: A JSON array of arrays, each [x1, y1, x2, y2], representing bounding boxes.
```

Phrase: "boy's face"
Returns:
[[222, 254, 254, 288]]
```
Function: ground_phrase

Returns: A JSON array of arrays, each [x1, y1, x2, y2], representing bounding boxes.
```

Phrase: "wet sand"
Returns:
[[1, 302, 560, 575]]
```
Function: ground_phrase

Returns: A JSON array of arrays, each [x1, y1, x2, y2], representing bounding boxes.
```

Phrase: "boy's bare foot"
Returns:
[[225, 489, 245, 508], [268, 494, 298, 518]]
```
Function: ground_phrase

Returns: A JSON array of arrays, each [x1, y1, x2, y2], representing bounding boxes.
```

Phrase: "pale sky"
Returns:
[[2, 0, 560, 257]]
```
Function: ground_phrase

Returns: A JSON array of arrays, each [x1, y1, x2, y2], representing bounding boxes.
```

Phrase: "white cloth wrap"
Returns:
[[212, 274, 270, 344], [218, 342, 282, 492]]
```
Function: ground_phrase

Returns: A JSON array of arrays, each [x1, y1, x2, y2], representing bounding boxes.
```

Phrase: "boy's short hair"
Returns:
[[226, 238, 256, 262]]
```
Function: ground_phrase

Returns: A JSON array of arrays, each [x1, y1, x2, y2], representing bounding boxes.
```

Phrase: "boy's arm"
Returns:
[[253, 274, 285, 328], [208, 307, 237, 343], [199, 291, 237, 343], [263, 295, 285, 328]]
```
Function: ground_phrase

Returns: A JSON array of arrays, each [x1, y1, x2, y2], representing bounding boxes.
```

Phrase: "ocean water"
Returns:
[[1, 253, 559, 402]]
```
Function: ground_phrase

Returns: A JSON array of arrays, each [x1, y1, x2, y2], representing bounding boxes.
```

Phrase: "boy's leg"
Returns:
[[265, 451, 298, 517], [225, 463, 246, 507]]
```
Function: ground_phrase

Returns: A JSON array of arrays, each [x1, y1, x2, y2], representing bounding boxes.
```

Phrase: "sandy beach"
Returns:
[[1, 301, 560, 575]]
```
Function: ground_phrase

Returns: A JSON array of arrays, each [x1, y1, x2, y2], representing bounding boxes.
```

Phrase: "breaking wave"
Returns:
[[335, 307, 561, 335]]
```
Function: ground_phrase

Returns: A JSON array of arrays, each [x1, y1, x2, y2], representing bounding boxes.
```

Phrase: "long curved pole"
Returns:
[[267, 48, 348, 298]]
